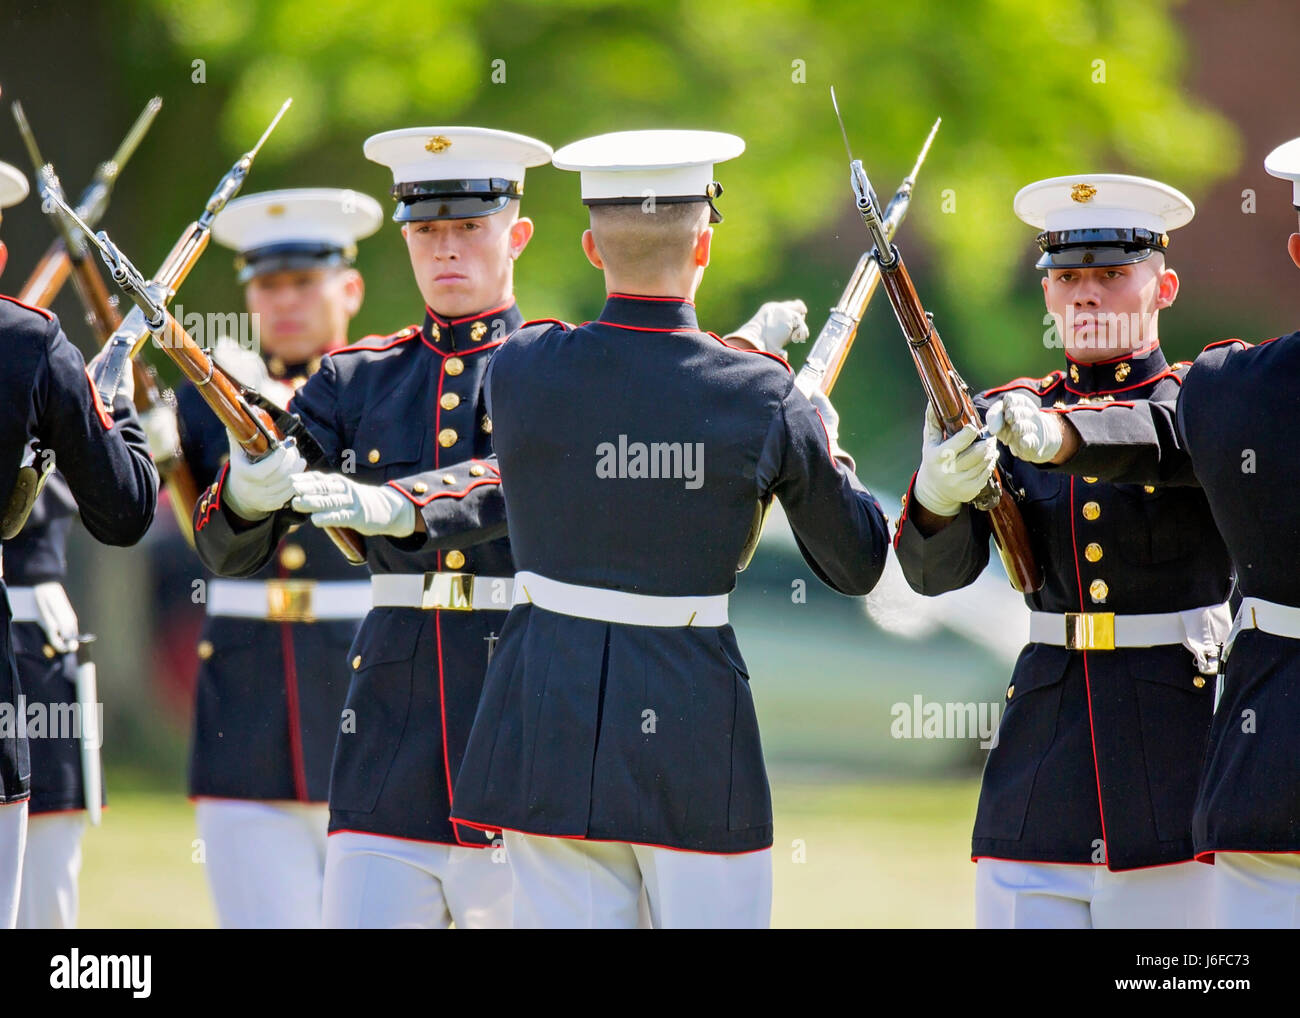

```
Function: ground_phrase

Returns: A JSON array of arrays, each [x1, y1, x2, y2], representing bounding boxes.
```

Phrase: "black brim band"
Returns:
[[1035, 225, 1169, 269], [1035, 247, 1158, 270], [584, 195, 723, 224], [234, 242, 354, 284], [393, 194, 517, 222], [390, 178, 523, 222]]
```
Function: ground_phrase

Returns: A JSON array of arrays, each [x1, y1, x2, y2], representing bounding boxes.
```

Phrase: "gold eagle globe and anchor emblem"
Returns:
[[425, 135, 453, 154], [1070, 183, 1098, 203]]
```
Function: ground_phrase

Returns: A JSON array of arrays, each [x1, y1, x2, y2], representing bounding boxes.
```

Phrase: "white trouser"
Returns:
[[194, 798, 328, 929], [504, 830, 772, 929], [1211, 852, 1300, 928], [0, 800, 27, 929], [975, 858, 1212, 928], [322, 830, 512, 929], [17, 812, 86, 928]]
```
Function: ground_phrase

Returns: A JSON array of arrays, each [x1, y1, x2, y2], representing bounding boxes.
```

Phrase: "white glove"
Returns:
[[913, 405, 998, 517], [807, 388, 853, 467], [139, 405, 181, 462], [727, 299, 809, 356], [986, 390, 1063, 464], [289, 472, 416, 537], [86, 347, 135, 404], [222, 435, 307, 520], [33, 581, 80, 654]]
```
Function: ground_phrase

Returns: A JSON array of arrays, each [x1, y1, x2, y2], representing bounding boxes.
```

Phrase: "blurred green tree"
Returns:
[[112, 0, 1234, 467]]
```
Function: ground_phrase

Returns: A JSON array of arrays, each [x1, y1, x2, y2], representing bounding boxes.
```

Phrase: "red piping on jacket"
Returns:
[[983, 371, 1065, 398], [448, 816, 773, 856], [330, 327, 420, 356], [971, 853, 1198, 872], [84, 369, 114, 430], [193, 463, 229, 532], [606, 292, 696, 306], [327, 826, 489, 849], [1064, 340, 1161, 368], [892, 473, 920, 551], [1070, 474, 1112, 867], [0, 294, 55, 320], [1063, 369, 1184, 398]]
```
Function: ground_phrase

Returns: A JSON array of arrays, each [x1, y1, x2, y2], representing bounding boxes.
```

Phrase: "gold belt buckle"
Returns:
[[266, 580, 316, 622], [1064, 611, 1115, 651], [421, 572, 475, 611]]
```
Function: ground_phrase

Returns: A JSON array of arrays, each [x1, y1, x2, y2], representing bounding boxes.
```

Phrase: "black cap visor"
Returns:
[[1035, 226, 1168, 270], [236, 242, 351, 284], [392, 178, 522, 222]]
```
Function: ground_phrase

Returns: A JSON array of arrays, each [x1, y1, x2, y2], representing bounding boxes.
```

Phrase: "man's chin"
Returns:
[[423, 281, 484, 318]]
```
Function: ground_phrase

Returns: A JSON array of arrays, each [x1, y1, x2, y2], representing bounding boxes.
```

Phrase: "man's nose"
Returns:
[[1073, 281, 1101, 306]]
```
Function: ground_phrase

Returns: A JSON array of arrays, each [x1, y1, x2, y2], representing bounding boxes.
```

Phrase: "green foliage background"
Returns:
[[92, 0, 1238, 474]]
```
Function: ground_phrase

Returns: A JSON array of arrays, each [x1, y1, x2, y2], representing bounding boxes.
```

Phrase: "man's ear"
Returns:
[[1288, 232, 1300, 270], [509, 216, 535, 260], [0, 240, 8, 279], [694, 226, 713, 268], [1155, 266, 1180, 309], [581, 229, 604, 270], [340, 268, 365, 318]]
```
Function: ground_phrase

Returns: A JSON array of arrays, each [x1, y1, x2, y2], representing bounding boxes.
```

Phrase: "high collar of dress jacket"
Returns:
[[597, 292, 700, 333], [1064, 340, 1169, 396], [422, 299, 523, 353], [265, 339, 346, 382]]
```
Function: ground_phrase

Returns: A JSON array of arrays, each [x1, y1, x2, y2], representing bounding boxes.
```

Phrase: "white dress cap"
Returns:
[[363, 127, 552, 221], [1264, 137, 1300, 207], [1014, 173, 1194, 269], [0, 161, 30, 210], [212, 188, 383, 282], [552, 129, 744, 222]]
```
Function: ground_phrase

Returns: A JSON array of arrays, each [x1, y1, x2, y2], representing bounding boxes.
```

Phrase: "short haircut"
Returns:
[[588, 201, 709, 277]]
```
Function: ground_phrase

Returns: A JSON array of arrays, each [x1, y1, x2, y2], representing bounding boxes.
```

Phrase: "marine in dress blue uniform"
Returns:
[[894, 175, 1234, 927], [152, 188, 382, 928], [444, 131, 891, 928], [192, 129, 554, 929], [10, 477, 104, 929], [0, 158, 158, 928], [989, 143, 1300, 927]]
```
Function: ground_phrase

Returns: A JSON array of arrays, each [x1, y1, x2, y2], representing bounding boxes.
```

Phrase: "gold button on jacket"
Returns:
[[445, 357, 464, 376], [445, 549, 466, 569], [1082, 501, 1101, 521], [440, 392, 461, 410], [438, 428, 458, 448], [280, 543, 307, 570]]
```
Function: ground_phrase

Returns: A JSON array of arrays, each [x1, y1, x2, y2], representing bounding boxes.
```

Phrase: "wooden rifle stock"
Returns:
[[878, 259, 1043, 593], [17, 239, 72, 307], [63, 249, 205, 540], [152, 311, 366, 564]]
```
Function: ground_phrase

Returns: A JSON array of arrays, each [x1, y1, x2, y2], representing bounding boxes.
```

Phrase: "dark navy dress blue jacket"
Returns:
[[447, 294, 891, 854], [193, 302, 521, 846], [894, 344, 1233, 870], [1049, 332, 1300, 859], [6, 478, 100, 814], [0, 294, 157, 804]]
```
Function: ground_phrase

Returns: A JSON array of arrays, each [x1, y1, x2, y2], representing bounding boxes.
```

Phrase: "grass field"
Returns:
[[76, 773, 982, 928]]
